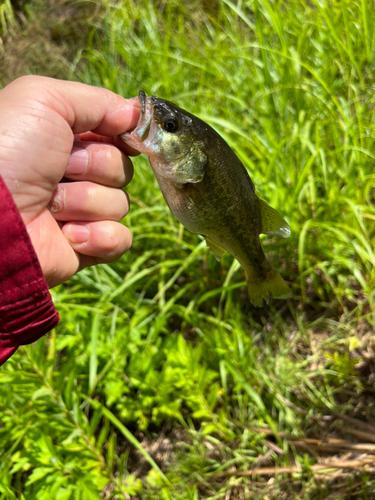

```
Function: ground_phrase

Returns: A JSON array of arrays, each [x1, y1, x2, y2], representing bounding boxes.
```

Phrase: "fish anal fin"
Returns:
[[245, 266, 292, 307], [259, 199, 291, 239], [205, 237, 226, 261]]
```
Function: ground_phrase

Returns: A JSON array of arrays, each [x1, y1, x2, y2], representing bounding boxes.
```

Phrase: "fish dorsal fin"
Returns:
[[259, 200, 291, 238], [204, 237, 226, 261]]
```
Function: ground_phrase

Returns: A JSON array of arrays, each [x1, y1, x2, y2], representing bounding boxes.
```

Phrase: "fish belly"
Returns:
[[152, 160, 291, 306], [155, 170, 264, 268]]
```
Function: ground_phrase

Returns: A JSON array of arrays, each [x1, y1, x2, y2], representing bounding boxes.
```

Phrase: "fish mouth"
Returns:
[[121, 90, 154, 145], [139, 89, 146, 114]]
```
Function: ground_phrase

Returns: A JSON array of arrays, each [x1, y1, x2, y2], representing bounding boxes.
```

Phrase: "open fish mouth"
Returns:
[[121, 90, 154, 144]]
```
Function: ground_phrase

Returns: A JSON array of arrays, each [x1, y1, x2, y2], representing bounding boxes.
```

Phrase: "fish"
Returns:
[[121, 91, 292, 306]]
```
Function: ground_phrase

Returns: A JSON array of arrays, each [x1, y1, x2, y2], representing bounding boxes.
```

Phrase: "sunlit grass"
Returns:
[[1, 0, 375, 498]]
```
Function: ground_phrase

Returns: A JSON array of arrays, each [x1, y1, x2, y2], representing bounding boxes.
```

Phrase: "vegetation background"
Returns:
[[0, 0, 375, 498]]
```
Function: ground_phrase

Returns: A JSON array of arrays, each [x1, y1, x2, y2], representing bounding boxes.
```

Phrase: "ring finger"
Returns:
[[49, 181, 129, 222]]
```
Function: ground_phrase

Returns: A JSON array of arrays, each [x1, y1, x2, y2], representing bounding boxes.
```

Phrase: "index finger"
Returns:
[[74, 132, 141, 156]]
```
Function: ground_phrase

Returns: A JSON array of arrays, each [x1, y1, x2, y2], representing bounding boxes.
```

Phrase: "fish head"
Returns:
[[121, 91, 207, 183]]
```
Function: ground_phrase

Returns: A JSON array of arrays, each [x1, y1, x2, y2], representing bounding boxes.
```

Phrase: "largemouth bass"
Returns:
[[121, 91, 291, 306]]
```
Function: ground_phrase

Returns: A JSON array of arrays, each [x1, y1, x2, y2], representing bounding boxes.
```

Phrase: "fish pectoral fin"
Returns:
[[172, 148, 207, 184], [259, 200, 291, 238], [204, 237, 226, 261]]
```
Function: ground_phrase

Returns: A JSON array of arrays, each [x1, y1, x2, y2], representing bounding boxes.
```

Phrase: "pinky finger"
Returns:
[[62, 221, 132, 268]]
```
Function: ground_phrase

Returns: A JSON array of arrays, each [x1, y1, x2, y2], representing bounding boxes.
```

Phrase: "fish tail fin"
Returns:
[[244, 267, 292, 307]]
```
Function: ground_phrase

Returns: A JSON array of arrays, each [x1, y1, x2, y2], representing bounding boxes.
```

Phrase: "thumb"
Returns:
[[2, 75, 141, 136]]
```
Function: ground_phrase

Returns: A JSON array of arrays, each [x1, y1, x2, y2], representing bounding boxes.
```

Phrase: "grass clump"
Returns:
[[1, 0, 375, 499]]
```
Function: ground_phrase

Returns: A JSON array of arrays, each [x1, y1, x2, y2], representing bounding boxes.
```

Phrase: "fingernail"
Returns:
[[49, 186, 65, 213], [66, 148, 89, 176], [128, 96, 141, 105], [67, 224, 90, 244]]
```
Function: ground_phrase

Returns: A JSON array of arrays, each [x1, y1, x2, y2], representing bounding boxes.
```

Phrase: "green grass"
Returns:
[[1, 0, 375, 498]]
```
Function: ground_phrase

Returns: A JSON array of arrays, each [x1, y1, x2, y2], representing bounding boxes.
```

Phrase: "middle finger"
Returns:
[[65, 141, 134, 187]]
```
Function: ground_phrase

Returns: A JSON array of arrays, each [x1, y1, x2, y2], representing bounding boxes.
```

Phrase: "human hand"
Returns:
[[0, 76, 140, 287]]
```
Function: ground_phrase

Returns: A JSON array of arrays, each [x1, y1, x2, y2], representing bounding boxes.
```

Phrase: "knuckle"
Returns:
[[10, 75, 47, 96], [71, 183, 97, 214], [101, 224, 132, 259], [123, 155, 134, 183], [11, 75, 36, 88], [102, 228, 120, 253], [82, 185, 97, 210], [90, 224, 132, 262], [114, 190, 130, 220], [106, 145, 119, 163], [108, 148, 124, 182], [122, 191, 130, 218], [104, 147, 133, 184]]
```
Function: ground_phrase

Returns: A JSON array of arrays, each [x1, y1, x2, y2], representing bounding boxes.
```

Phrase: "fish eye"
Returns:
[[163, 116, 179, 133]]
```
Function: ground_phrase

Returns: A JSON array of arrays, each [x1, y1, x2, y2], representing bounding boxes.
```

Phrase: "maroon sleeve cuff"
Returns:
[[0, 175, 60, 366]]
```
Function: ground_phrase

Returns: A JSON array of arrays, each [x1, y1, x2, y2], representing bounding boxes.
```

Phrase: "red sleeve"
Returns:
[[0, 176, 60, 366]]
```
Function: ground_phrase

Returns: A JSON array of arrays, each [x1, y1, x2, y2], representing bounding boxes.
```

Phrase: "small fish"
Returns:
[[121, 91, 291, 306]]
